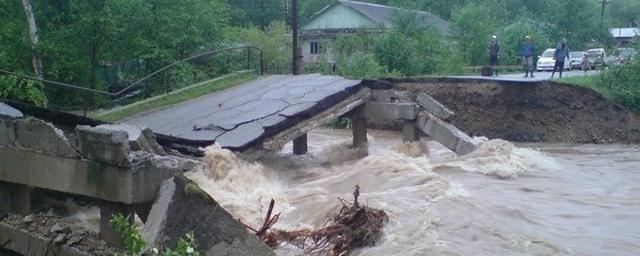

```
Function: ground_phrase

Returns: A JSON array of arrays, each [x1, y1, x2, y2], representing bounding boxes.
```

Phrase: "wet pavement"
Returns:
[[124, 74, 361, 150]]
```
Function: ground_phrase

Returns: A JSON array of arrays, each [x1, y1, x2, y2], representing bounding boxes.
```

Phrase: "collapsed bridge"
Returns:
[[0, 74, 476, 255]]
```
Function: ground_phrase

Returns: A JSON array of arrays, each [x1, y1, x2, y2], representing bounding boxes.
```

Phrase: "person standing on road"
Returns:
[[521, 35, 535, 78], [488, 35, 501, 77], [551, 38, 570, 79]]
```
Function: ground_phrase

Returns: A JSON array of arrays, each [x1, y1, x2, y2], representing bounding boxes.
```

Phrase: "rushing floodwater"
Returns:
[[186, 128, 640, 256]]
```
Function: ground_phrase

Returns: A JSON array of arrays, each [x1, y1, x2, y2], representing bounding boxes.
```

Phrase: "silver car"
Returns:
[[569, 51, 587, 69], [537, 48, 571, 71]]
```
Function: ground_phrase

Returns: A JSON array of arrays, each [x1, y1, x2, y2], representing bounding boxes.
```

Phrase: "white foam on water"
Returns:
[[185, 144, 293, 227], [435, 138, 561, 178]]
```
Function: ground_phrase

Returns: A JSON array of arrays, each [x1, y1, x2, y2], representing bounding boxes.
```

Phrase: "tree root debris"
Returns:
[[241, 185, 389, 256]]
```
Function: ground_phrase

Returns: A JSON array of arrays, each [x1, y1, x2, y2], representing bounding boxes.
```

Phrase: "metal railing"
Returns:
[[0, 44, 264, 114]]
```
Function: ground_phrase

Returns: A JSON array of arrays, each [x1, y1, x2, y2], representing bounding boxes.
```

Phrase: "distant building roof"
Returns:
[[609, 28, 639, 38], [303, 0, 449, 34]]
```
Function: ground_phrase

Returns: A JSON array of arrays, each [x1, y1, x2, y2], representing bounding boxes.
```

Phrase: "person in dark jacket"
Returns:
[[521, 35, 535, 78], [488, 35, 500, 76], [551, 38, 570, 79]]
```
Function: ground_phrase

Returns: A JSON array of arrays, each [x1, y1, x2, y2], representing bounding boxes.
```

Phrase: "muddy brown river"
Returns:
[[185, 128, 640, 256]]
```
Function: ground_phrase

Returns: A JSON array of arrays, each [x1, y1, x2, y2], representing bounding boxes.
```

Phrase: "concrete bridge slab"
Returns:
[[125, 75, 362, 151]]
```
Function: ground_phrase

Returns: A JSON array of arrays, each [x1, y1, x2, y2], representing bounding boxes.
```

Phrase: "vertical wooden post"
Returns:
[[293, 133, 308, 155]]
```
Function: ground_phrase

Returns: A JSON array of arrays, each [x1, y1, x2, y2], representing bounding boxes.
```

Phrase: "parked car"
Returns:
[[586, 48, 607, 70], [610, 48, 637, 66], [569, 51, 587, 70], [537, 48, 570, 71]]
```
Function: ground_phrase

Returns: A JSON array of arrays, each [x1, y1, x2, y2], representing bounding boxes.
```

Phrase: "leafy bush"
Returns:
[[0, 75, 47, 106], [110, 214, 199, 256], [593, 56, 640, 111]]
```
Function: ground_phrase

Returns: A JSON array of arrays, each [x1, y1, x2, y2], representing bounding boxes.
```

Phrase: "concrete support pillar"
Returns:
[[352, 106, 368, 148], [402, 120, 420, 142], [293, 134, 308, 155], [0, 181, 31, 215], [99, 201, 134, 248]]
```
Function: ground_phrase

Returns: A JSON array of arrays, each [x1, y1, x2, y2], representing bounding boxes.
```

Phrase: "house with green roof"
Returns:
[[300, 0, 450, 63]]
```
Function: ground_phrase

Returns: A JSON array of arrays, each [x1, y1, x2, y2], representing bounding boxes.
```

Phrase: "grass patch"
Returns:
[[93, 72, 256, 122], [557, 65, 640, 112]]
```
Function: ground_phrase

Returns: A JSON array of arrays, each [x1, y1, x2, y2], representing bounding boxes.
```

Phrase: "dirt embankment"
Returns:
[[389, 78, 640, 144]]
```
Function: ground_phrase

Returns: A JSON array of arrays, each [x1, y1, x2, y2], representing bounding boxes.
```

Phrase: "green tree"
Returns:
[[451, 3, 497, 65]]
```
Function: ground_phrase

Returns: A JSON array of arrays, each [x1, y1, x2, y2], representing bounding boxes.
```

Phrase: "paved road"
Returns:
[[460, 70, 599, 82], [124, 74, 361, 150]]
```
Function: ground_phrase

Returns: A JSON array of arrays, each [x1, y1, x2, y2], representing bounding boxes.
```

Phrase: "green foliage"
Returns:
[[336, 52, 386, 79], [228, 22, 291, 73], [110, 214, 200, 256], [160, 232, 199, 256], [560, 44, 640, 112], [450, 3, 497, 65], [110, 214, 146, 255], [328, 117, 352, 129], [0, 75, 47, 106]]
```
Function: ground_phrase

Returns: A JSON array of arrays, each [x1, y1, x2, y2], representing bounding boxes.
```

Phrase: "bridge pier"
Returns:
[[402, 120, 420, 142], [293, 134, 308, 155], [352, 106, 368, 148]]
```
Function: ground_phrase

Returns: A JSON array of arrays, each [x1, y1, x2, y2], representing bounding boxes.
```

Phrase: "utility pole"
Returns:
[[600, 0, 610, 28], [291, 0, 300, 75], [290, 0, 307, 155]]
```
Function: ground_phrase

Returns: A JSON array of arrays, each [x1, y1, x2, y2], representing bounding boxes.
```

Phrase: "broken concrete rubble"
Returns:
[[142, 176, 275, 256], [416, 112, 478, 155], [416, 93, 454, 121], [98, 124, 166, 155], [76, 125, 132, 167]]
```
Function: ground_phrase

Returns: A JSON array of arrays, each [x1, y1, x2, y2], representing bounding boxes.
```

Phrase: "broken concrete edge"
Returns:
[[415, 93, 455, 121], [1, 118, 81, 158], [0, 215, 120, 256], [142, 174, 275, 255], [415, 112, 478, 156], [364, 101, 418, 121], [263, 88, 371, 151], [1, 145, 201, 204]]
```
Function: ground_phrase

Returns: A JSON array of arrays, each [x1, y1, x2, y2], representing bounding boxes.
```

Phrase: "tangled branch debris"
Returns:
[[242, 185, 389, 256]]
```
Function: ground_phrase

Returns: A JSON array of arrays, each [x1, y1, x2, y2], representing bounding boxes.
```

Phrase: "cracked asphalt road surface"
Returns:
[[124, 75, 361, 150]]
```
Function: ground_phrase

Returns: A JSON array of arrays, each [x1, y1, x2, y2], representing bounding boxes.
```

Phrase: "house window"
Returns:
[[310, 41, 320, 55]]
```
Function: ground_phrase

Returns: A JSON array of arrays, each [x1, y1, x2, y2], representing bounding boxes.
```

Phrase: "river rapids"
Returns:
[[184, 128, 640, 256]]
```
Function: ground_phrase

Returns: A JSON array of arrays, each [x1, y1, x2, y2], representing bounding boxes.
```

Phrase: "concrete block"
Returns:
[[96, 124, 165, 155], [416, 112, 477, 155], [15, 119, 78, 158], [142, 176, 275, 255], [364, 102, 417, 121], [416, 93, 454, 121], [0, 118, 16, 146], [76, 125, 131, 167]]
